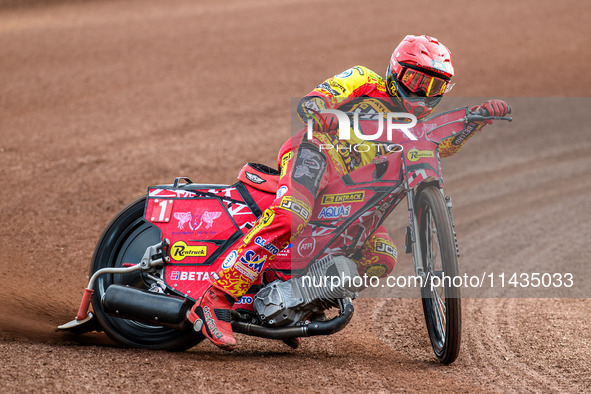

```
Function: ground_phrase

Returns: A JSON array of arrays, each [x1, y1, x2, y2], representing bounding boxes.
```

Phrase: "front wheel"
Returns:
[[416, 186, 461, 364], [90, 197, 204, 351]]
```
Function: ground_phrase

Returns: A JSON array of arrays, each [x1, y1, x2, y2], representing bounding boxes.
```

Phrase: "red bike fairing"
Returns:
[[145, 185, 275, 302]]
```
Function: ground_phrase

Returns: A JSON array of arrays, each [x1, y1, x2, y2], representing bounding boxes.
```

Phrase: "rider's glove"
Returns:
[[311, 112, 339, 132], [480, 99, 509, 117], [297, 96, 339, 132]]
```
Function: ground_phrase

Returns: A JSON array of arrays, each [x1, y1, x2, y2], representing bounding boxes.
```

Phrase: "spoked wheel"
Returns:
[[90, 197, 204, 351], [416, 186, 461, 364]]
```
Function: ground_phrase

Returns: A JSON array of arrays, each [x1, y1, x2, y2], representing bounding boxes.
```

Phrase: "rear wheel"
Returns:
[[417, 186, 461, 364], [90, 197, 204, 351]]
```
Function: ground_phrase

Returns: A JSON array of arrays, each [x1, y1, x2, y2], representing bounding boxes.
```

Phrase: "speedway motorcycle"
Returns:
[[59, 106, 511, 365]]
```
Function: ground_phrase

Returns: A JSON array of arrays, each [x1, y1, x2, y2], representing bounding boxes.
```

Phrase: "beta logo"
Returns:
[[451, 122, 478, 146], [171, 241, 207, 261], [318, 205, 351, 220], [169, 270, 214, 281], [406, 148, 434, 162]]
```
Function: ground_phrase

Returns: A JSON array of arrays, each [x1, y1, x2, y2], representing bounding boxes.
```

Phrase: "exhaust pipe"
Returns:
[[232, 301, 354, 339], [102, 285, 191, 330], [103, 285, 354, 340]]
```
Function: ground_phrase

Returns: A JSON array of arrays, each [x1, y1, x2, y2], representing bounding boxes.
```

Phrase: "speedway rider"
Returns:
[[188, 35, 510, 350]]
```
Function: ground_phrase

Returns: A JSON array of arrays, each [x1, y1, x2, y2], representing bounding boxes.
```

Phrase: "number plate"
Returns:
[[151, 199, 174, 223]]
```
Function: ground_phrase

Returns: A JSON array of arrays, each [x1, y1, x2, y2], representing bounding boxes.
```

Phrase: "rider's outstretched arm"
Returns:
[[438, 99, 509, 158]]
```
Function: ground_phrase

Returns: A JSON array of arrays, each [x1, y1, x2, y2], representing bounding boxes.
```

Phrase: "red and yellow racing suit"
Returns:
[[210, 65, 485, 299]]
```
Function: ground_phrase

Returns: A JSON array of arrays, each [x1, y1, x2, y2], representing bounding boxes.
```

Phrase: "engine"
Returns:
[[253, 255, 361, 326]]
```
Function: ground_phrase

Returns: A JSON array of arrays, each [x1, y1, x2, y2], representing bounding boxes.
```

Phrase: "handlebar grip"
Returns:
[[476, 106, 489, 117], [476, 103, 512, 117]]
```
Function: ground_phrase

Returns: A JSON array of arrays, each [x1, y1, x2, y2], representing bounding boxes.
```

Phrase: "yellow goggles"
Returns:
[[399, 68, 448, 97]]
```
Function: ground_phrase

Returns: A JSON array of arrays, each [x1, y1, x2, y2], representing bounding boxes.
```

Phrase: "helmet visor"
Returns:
[[398, 68, 448, 97]]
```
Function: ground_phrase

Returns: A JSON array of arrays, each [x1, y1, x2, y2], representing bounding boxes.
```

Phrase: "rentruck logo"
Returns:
[[307, 109, 417, 141], [406, 148, 435, 162], [171, 241, 207, 261]]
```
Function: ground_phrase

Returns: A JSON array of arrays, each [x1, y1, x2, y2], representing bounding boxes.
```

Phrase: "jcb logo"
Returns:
[[375, 240, 397, 260], [279, 196, 311, 220]]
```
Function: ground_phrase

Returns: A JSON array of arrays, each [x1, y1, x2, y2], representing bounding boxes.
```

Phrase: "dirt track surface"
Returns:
[[1, 0, 590, 392]]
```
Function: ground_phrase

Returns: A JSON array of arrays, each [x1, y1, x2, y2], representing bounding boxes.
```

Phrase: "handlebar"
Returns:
[[467, 105, 513, 123]]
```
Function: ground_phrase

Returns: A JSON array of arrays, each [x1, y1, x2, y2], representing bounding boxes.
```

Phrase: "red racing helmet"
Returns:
[[386, 35, 454, 118]]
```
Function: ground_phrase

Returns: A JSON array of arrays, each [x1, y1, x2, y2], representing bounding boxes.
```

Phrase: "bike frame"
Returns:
[[62, 106, 479, 324], [146, 108, 472, 304]]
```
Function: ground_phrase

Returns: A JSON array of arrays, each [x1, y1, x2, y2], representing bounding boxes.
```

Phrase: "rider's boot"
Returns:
[[188, 285, 237, 351], [188, 256, 265, 350]]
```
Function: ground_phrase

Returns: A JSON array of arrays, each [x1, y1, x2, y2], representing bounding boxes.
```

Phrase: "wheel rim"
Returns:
[[424, 204, 447, 354]]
